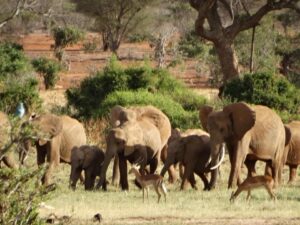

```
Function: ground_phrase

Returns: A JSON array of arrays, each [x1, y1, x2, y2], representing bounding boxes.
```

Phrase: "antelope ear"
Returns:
[[223, 102, 256, 140], [199, 105, 213, 132]]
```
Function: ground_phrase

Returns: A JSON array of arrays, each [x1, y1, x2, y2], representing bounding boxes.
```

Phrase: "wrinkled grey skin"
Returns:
[[70, 145, 105, 190]]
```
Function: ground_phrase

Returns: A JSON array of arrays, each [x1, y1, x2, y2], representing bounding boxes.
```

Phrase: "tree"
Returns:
[[0, 0, 53, 29], [71, 0, 154, 53], [188, 0, 300, 84]]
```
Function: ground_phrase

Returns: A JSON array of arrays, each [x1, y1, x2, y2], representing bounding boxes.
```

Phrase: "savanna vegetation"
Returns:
[[0, 0, 300, 224]]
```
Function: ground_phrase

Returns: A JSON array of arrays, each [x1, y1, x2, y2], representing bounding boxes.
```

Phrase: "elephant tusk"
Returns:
[[210, 143, 225, 170]]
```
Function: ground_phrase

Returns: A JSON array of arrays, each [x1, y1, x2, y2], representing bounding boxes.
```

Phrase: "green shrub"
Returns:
[[52, 26, 85, 49], [0, 42, 29, 79], [178, 32, 206, 58], [66, 56, 207, 129], [0, 42, 42, 114], [223, 72, 300, 113], [32, 57, 61, 90], [99, 90, 200, 129]]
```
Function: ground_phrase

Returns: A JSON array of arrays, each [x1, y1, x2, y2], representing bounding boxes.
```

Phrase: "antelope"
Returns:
[[129, 164, 167, 203], [230, 175, 276, 202]]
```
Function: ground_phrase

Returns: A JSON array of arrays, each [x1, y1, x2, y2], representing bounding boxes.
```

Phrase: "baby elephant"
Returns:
[[230, 175, 276, 202], [70, 145, 105, 190]]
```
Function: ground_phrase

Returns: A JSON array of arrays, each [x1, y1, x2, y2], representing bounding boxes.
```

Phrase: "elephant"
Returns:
[[199, 102, 289, 189], [70, 145, 105, 190], [97, 105, 171, 190], [0, 111, 18, 168], [285, 121, 300, 183], [160, 129, 221, 190], [27, 113, 87, 186]]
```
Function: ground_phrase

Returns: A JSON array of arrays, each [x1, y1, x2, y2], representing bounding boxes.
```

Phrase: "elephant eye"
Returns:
[[220, 127, 225, 133]]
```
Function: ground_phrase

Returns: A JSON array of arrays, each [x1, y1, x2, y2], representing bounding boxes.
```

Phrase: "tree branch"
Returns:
[[0, 0, 24, 29], [227, 0, 300, 37]]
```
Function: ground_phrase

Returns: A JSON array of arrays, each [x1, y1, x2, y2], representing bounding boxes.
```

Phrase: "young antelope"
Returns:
[[129, 164, 167, 203], [230, 175, 276, 202]]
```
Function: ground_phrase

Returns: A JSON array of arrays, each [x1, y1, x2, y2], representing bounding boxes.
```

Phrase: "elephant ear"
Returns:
[[33, 114, 63, 140], [223, 102, 256, 140], [199, 105, 213, 132], [284, 125, 292, 146]]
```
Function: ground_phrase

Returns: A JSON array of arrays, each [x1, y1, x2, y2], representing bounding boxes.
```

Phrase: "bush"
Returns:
[[66, 56, 207, 129], [0, 42, 42, 114], [223, 72, 300, 113], [99, 90, 200, 129], [0, 42, 29, 79], [0, 119, 54, 224], [178, 32, 206, 58], [52, 26, 85, 50], [32, 57, 61, 90]]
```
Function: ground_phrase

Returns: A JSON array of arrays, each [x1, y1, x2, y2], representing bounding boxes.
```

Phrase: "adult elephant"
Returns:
[[27, 113, 86, 186], [285, 121, 300, 183], [161, 129, 221, 190], [97, 105, 171, 190], [199, 102, 289, 188], [0, 111, 18, 168]]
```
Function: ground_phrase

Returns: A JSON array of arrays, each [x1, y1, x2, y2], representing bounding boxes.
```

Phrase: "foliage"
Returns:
[[32, 57, 61, 90], [66, 56, 206, 129], [223, 72, 300, 113], [98, 90, 200, 129], [234, 15, 281, 74], [178, 32, 206, 58], [52, 26, 84, 50], [83, 39, 98, 53], [71, 0, 154, 52], [0, 42, 42, 114], [0, 118, 55, 225], [0, 42, 28, 78]]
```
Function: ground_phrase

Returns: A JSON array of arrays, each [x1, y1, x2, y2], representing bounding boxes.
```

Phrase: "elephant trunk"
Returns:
[[160, 156, 174, 177], [96, 151, 114, 190]]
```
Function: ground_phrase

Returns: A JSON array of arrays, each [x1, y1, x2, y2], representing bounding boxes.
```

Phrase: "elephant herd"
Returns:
[[1, 102, 300, 196]]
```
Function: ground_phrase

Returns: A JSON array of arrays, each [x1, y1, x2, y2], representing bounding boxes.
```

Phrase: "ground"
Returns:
[[19, 33, 300, 225]]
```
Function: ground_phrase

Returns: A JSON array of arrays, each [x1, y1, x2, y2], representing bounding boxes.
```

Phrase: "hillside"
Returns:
[[19, 32, 211, 90]]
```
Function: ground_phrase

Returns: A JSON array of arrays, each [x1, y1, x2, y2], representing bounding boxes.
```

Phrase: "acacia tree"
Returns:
[[188, 0, 300, 84], [72, 0, 154, 54]]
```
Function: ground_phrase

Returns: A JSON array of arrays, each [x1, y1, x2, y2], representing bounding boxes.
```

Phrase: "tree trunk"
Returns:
[[214, 40, 240, 83]]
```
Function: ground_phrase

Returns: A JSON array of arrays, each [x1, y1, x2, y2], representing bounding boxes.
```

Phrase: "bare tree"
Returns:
[[0, 0, 53, 29], [188, 0, 300, 84]]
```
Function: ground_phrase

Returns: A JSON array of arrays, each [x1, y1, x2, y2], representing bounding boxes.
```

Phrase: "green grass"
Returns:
[[32, 155, 300, 225]]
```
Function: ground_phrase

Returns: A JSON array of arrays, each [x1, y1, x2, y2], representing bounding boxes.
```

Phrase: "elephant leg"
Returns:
[[179, 163, 184, 180], [244, 158, 257, 178], [84, 170, 95, 190], [288, 165, 298, 184], [209, 168, 218, 190], [2, 153, 18, 169], [112, 155, 120, 186], [118, 154, 129, 190], [188, 173, 197, 190], [181, 164, 194, 190], [167, 165, 177, 183], [196, 172, 209, 191], [70, 168, 82, 190], [149, 157, 158, 174], [43, 143, 60, 186]]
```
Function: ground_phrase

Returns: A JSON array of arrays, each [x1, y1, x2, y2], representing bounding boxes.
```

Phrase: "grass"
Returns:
[[34, 155, 300, 225]]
